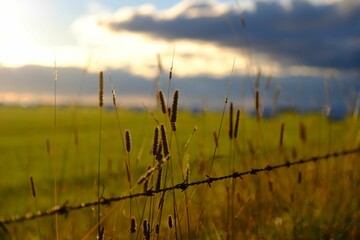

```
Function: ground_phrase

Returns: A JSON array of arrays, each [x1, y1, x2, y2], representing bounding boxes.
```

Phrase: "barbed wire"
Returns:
[[1, 147, 359, 225]]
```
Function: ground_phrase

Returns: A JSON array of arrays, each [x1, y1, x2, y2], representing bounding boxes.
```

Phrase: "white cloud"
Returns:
[[66, 1, 285, 79], [2, 0, 350, 80]]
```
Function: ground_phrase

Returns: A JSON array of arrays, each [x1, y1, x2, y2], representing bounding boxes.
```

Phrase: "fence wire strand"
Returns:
[[1, 147, 359, 225]]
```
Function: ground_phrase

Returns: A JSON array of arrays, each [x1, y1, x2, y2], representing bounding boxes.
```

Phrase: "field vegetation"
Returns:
[[0, 87, 359, 239]]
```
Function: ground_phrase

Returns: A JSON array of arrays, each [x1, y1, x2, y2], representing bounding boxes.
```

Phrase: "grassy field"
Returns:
[[0, 104, 359, 239]]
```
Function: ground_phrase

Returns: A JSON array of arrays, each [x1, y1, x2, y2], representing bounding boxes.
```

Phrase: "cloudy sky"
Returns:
[[0, 0, 359, 114]]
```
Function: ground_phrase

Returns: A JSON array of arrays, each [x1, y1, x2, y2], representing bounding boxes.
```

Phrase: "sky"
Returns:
[[0, 0, 359, 115]]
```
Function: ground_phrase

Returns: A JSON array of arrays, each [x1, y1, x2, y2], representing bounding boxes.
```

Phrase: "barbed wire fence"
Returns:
[[1, 147, 359, 225]]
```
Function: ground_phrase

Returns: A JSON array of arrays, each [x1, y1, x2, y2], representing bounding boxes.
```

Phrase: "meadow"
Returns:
[[0, 88, 359, 240]]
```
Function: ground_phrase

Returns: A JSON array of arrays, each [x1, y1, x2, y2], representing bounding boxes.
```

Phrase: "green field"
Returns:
[[0, 105, 359, 239]]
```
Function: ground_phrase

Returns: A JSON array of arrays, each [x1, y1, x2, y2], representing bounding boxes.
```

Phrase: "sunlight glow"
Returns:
[[0, 0, 346, 80]]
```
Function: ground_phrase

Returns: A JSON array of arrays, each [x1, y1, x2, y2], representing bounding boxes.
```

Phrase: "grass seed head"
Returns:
[[158, 90, 167, 114], [255, 90, 261, 119], [125, 130, 132, 153], [168, 215, 173, 229], [152, 126, 159, 156], [229, 102, 234, 139], [169, 66, 173, 80], [279, 123, 285, 148], [143, 219, 150, 240], [170, 90, 179, 131], [156, 143, 163, 162], [299, 122, 307, 143], [160, 124, 169, 157], [155, 223, 160, 234], [234, 109, 240, 139], [53, 59, 58, 81], [111, 89, 117, 107], [130, 217, 136, 233], [99, 71, 104, 108]]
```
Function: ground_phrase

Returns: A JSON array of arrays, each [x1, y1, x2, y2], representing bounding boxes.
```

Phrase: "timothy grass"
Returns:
[[0, 105, 359, 239]]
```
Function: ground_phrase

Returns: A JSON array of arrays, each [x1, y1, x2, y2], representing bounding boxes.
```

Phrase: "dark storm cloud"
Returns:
[[106, 0, 360, 70]]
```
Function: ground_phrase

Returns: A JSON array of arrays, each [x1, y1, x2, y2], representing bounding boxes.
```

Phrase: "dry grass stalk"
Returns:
[[137, 166, 157, 185], [158, 90, 167, 114], [53, 58, 59, 240], [184, 126, 198, 149], [125, 130, 132, 153], [160, 124, 170, 157], [99, 71, 104, 108], [143, 178, 149, 192], [298, 172, 302, 184], [229, 102, 234, 139], [29, 176, 36, 198], [97, 70, 104, 239], [234, 110, 240, 139]]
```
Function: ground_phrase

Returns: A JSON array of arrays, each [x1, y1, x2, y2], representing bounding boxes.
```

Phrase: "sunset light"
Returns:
[[0, 0, 358, 108]]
